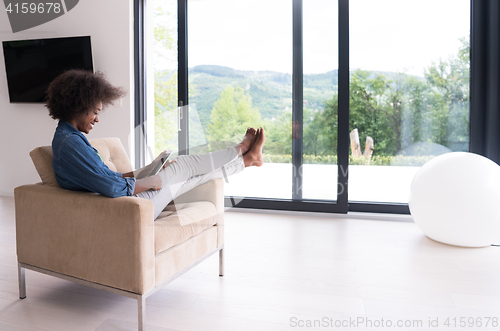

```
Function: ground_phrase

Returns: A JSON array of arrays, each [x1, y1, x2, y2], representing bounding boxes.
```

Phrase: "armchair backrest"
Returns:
[[30, 137, 133, 187]]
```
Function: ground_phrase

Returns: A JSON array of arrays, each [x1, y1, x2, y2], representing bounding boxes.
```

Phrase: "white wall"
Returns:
[[0, 0, 135, 197]]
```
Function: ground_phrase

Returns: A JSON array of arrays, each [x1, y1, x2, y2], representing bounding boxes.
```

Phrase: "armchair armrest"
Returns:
[[14, 184, 155, 295], [173, 178, 224, 214], [171, 178, 225, 248]]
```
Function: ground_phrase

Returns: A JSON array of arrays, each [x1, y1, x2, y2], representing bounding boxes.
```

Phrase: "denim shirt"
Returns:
[[52, 120, 136, 197]]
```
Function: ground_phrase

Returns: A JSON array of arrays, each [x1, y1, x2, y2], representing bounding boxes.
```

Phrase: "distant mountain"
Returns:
[[156, 65, 417, 129], [186, 65, 339, 127]]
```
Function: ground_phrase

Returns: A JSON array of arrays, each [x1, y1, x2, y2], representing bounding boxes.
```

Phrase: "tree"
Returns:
[[400, 75, 433, 149], [313, 36, 471, 157], [263, 111, 292, 155], [208, 86, 261, 143], [152, 6, 178, 155], [424, 36, 469, 151], [154, 71, 177, 154], [348, 70, 404, 156], [303, 107, 326, 156], [303, 95, 339, 156]]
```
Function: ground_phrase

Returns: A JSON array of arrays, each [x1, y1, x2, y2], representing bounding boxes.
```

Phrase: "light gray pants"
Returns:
[[136, 146, 244, 220]]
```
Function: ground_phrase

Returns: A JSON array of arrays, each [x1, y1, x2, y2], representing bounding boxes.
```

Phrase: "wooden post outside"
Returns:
[[363, 136, 374, 164], [350, 129, 362, 158]]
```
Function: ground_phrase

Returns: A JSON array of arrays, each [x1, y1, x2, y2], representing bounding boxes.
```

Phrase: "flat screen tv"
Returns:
[[2, 36, 93, 103]]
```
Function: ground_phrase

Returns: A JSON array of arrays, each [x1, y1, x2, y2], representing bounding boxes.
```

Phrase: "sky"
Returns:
[[150, 0, 470, 77]]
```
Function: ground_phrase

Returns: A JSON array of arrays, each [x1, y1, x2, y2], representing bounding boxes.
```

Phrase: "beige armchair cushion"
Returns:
[[30, 146, 60, 187], [172, 178, 225, 248], [89, 138, 134, 173], [155, 226, 217, 286], [155, 201, 221, 255], [30, 137, 133, 186]]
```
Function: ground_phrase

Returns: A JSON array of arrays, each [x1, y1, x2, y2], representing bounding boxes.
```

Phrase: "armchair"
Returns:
[[15, 137, 225, 330]]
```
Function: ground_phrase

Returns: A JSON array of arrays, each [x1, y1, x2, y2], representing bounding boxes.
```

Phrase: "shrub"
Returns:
[[262, 154, 436, 167]]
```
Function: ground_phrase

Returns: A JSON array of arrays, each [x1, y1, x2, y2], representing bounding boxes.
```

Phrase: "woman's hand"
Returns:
[[162, 159, 175, 170], [122, 171, 134, 178], [136, 175, 162, 190]]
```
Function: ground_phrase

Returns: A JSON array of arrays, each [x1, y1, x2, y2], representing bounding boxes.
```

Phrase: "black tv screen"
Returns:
[[2, 36, 93, 103]]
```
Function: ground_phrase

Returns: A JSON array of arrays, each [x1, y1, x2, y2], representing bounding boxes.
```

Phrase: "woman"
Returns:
[[47, 69, 265, 219]]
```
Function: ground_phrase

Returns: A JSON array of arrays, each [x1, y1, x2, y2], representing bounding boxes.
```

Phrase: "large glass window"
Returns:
[[188, 0, 293, 199], [142, 0, 471, 213], [145, 0, 178, 163], [302, 0, 339, 200], [348, 0, 470, 203]]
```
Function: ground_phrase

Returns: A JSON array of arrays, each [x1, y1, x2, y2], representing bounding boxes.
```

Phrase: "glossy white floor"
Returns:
[[1, 196, 500, 331]]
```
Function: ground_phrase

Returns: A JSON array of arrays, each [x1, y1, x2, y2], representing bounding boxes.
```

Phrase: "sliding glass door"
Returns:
[[301, 0, 340, 201], [187, 0, 293, 200], [348, 0, 470, 204], [142, 0, 470, 214], [144, 0, 178, 163], [184, 0, 348, 212]]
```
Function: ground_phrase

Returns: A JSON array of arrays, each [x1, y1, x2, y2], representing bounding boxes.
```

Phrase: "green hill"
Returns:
[[155, 65, 423, 130], [184, 65, 339, 127]]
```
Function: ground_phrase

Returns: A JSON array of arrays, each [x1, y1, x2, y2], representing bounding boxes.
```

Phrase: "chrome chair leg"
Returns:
[[219, 248, 224, 277], [18, 264, 26, 299], [138, 296, 146, 331]]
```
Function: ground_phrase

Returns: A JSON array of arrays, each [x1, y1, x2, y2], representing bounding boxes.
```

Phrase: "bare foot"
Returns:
[[236, 127, 257, 155], [243, 127, 265, 167]]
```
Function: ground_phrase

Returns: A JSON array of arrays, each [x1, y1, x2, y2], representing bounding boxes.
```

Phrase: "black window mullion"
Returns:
[[337, 0, 349, 212], [178, 0, 189, 155], [134, 0, 146, 169], [292, 0, 303, 200]]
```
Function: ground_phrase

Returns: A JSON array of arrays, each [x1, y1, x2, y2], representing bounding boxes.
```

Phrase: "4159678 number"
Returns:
[[5, 2, 62, 14], [444, 317, 498, 328]]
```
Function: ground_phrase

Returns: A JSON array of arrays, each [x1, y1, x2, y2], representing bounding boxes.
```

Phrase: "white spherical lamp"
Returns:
[[409, 152, 500, 247]]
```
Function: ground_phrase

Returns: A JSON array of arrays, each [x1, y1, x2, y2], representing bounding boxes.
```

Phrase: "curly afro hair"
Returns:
[[45, 69, 126, 121]]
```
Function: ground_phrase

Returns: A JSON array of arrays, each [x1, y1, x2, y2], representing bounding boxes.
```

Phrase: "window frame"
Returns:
[[136, 0, 475, 215]]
